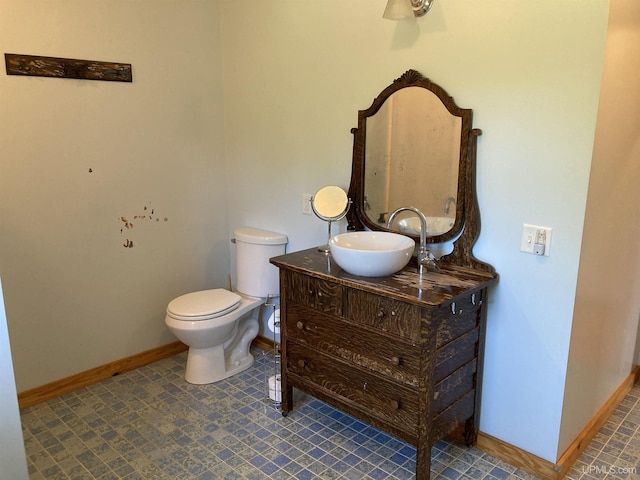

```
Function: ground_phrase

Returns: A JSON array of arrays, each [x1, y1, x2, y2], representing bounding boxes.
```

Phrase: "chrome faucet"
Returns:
[[387, 206, 439, 274]]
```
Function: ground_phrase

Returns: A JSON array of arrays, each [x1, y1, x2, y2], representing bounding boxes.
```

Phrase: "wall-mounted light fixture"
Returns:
[[383, 0, 434, 20]]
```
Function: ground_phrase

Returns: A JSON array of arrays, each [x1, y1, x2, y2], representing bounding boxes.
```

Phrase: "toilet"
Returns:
[[165, 227, 287, 384]]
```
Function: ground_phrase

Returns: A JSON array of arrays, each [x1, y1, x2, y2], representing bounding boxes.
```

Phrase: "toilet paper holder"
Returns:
[[264, 296, 282, 406]]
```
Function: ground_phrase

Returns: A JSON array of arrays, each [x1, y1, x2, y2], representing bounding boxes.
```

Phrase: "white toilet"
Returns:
[[165, 227, 287, 384]]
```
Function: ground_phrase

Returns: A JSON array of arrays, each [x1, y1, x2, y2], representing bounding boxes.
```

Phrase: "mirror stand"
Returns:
[[311, 186, 351, 254], [318, 219, 334, 254]]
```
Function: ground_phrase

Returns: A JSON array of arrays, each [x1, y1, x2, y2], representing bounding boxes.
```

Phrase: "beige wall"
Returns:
[[559, 0, 640, 457], [0, 1, 229, 391]]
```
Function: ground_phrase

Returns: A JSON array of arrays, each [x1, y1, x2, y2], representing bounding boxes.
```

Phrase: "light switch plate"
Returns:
[[520, 224, 552, 256], [302, 194, 312, 215]]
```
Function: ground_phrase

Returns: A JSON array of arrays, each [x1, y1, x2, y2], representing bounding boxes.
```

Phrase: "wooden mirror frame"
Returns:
[[347, 69, 494, 274]]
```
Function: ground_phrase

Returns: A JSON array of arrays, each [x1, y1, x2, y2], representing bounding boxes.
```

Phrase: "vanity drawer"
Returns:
[[344, 289, 421, 340], [286, 302, 420, 387], [434, 328, 479, 383], [436, 291, 483, 347], [287, 342, 418, 429], [433, 360, 476, 414], [284, 271, 342, 316]]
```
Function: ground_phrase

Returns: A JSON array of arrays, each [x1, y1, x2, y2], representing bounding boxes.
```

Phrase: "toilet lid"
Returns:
[[167, 289, 241, 320]]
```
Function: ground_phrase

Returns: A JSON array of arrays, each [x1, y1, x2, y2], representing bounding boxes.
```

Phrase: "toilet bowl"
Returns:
[[164, 227, 287, 384]]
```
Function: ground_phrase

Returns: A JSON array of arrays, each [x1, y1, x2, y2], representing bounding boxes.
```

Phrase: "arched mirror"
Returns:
[[365, 86, 461, 237], [347, 70, 493, 273], [311, 185, 350, 253]]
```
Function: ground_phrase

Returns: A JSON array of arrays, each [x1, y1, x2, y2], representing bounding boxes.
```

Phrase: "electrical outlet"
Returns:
[[520, 224, 552, 257], [302, 194, 312, 215]]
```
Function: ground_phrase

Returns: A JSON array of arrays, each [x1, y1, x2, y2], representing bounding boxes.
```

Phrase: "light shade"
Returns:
[[383, 0, 414, 20]]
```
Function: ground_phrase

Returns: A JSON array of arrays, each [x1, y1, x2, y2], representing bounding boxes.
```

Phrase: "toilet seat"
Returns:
[[167, 289, 241, 321]]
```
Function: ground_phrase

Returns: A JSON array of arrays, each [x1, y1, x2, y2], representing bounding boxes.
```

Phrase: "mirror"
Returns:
[[364, 86, 460, 236], [347, 70, 494, 273], [311, 186, 350, 253]]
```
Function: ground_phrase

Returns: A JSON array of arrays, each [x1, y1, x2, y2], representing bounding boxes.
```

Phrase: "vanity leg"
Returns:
[[416, 443, 432, 480], [463, 416, 479, 446], [281, 384, 294, 417]]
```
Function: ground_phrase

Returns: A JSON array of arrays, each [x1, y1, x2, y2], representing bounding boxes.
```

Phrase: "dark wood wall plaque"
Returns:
[[4, 54, 132, 82]]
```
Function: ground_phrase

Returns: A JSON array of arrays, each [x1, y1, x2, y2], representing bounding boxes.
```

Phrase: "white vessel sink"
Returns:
[[329, 231, 415, 277]]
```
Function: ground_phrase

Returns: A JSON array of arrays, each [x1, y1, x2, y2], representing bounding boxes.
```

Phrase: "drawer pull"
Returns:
[[297, 359, 306, 369], [451, 302, 462, 315], [377, 310, 385, 318], [296, 321, 305, 330], [390, 356, 401, 366], [389, 400, 400, 410]]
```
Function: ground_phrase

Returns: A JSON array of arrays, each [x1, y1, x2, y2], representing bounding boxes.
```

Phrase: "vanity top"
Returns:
[[271, 248, 497, 308]]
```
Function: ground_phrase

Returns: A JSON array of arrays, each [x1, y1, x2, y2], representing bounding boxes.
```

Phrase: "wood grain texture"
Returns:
[[286, 302, 420, 386], [435, 333, 478, 383], [271, 248, 494, 308], [274, 255, 497, 480], [344, 287, 423, 340], [5, 53, 132, 82], [287, 342, 419, 427]]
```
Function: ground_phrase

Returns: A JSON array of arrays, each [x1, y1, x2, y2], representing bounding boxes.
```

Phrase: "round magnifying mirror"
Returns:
[[311, 186, 351, 253]]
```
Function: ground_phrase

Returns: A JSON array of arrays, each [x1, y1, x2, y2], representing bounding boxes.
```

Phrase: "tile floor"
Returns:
[[21, 350, 640, 479]]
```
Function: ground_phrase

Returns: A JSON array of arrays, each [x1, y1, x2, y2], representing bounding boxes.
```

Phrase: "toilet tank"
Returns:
[[234, 227, 287, 298]]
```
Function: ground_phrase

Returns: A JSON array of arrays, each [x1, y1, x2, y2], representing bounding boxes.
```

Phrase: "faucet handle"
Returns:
[[419, 250, 440, 272]]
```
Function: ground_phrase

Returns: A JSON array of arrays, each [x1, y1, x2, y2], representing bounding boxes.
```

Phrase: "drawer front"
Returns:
[[287, 302, 420, 387], [433, 360, 476, 414], [287, 342, 418, 428], [344, 289, 421, 340], [284, 271, 342, 316], [434, 328, 479, 383], [432, 390, 476, 441], [436, 290, 484, 347]]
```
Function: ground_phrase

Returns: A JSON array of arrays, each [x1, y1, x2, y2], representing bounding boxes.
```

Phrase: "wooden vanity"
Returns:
[[271, 70, 498, 479], [271, 249, 496, 479]]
